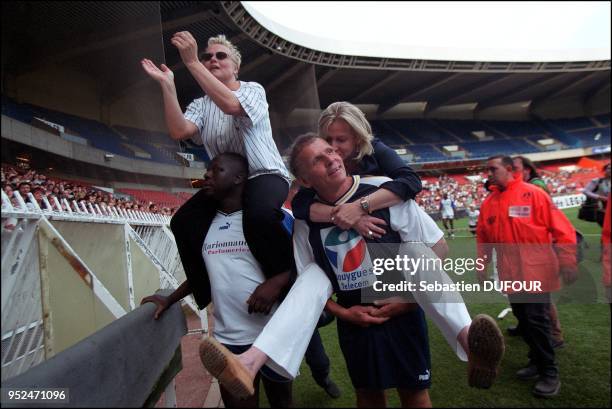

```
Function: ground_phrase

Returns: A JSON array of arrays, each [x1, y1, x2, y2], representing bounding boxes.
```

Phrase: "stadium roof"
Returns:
[[2, 1, 610, 119], [243, 1, 611, 63]]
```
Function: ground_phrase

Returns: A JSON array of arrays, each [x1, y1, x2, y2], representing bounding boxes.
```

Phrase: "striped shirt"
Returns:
[[184, 81, 290, 181]]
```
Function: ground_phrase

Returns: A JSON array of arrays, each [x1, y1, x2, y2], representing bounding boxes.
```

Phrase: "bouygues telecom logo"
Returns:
[[323, 227, 366, 273], [322, 226, 375, 291]]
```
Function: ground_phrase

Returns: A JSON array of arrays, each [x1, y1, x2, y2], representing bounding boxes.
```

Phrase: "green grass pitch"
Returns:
[[261, 208, 610, 407]]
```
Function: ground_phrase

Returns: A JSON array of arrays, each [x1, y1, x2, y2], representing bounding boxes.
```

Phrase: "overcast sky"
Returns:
[[243, 1, 611, 62]]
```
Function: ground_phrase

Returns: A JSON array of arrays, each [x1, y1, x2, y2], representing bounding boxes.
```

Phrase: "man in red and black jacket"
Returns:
[[477, 155, 577, 399]]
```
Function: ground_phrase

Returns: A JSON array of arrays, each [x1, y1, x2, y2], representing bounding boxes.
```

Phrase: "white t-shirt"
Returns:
[[202, 210, 277, 345], [468, 209, 480, 226], [440, 198, 455, 218], [184, 81, 290, 181]]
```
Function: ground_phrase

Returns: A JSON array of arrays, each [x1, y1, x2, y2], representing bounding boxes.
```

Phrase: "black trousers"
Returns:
[[304, 311, 335, 385], [508, 292, 558, 378], [170, 174, 291, 308]]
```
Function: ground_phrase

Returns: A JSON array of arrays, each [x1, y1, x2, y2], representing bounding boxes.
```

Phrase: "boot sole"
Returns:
[[199, 337, 255, 399], [468, 314, 505, 389], [533, 380, 561, 398]]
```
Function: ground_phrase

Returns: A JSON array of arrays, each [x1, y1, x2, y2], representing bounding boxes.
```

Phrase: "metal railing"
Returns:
[[2, 190, 205, 385]]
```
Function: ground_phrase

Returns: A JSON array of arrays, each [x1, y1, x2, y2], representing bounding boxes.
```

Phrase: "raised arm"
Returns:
[[140, 59, 198, 140], [171, 31, 244, 116]]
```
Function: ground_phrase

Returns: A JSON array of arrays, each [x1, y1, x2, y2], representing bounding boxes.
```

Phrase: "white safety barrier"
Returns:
[[1, 190, 205, 381], [552, 193, 587, 209]]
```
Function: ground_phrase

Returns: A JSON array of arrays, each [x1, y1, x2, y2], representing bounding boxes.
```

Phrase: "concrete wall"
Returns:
[[14, 64, 101, 122], [40, 233, 116, 357], [51, 221, 131, 311], [109, 83, 169, 133], [38, 219, 163, 357], [129, 236, 163, 306]]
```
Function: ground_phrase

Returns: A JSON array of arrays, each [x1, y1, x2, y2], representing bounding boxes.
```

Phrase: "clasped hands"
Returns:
[[341, 299, 417, 328], [331, 201, 387, 239]]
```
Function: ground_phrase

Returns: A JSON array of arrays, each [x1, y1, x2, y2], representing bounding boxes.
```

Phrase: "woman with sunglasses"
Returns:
[[141, 32, 293, 323], [292, 101, 422, 239]]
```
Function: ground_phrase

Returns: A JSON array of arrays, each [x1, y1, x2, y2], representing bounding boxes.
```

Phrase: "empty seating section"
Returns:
[[113, 125, 182, 165], [385, 119, 459, 144], [435, 119, 503, 141], [547, 117, 598, 131], [2, 96, 609, 165], [117, 188, 185, 208], [370, 121, 409, 147], [2, 96, 35, 123], [483, 120, 548, 137], [567, 128, 611, 148], [459, 139, 539, 159], [525, 134, 565, 147], [407, 144, 447, 162]]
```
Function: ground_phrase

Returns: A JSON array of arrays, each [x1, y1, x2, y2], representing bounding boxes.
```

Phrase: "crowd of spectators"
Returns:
[[1, 164, 178, 217], [3, 161, 601, 218], [415, 167, 598, 214], [416, 174, 488, 213]]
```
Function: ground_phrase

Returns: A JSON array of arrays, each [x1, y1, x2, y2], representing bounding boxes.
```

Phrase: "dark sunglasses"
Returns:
[[201, 51, 229, 62]]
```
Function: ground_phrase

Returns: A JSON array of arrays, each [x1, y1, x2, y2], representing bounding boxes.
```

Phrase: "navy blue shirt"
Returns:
[[294, 176, 442, 308], [292, 139, 422, 221]]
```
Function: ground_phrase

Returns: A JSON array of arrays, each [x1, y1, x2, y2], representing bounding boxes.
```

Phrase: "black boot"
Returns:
[[316, 376, 341, 399], [533, 376, 561, 398], [516, 364, 539, 381]]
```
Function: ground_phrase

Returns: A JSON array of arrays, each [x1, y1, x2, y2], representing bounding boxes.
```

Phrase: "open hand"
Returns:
[[141, 59, 175, 84]]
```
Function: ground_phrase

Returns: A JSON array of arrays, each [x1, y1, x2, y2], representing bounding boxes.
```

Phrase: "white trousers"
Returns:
[[253, 243, 472, 379], [253, 263, 332, 379]]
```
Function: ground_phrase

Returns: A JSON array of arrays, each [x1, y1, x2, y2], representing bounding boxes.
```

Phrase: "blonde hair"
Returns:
[[206, 34, 242, 73], [318, 101, 374, 161]]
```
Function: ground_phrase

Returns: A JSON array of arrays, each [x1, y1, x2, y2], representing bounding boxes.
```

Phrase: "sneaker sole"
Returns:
[[468, 314, 505, 389], [533, 380, 561, 398], [199, 337, 254, 399]]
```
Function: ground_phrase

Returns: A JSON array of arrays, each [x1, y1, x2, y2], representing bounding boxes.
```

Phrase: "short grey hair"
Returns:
[[206, 34, 242, 71], [318, 101, 374, 161]]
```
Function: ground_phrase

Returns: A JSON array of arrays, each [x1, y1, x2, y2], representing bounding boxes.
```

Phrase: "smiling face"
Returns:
[[325, 118, 358, 162], [295, 138, 348, 194], [202, 43, 238, 84]]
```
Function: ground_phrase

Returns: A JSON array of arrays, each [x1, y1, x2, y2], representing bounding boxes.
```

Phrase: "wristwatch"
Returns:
[[359, 196, 371, 214]]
